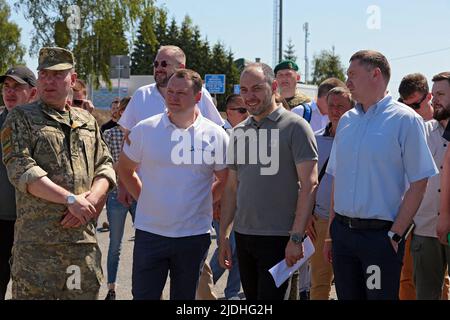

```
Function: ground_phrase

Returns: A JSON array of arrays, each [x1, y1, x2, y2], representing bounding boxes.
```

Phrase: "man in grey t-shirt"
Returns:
[[218, 63, 318, 300]]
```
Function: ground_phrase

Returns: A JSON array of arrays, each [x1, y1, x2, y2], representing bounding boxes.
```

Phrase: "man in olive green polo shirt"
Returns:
[[219, 63, 318, 300]]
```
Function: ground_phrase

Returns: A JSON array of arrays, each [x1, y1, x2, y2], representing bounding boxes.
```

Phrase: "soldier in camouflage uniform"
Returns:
[[1, 47, 116, 299]]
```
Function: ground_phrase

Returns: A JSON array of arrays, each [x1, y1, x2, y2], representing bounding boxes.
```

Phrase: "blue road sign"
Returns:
[[233, 84, 241, 94], [205, 74, 226, 94]]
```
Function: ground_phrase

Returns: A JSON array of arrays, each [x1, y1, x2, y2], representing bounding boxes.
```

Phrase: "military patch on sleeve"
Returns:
[[1, 126, 12, 156]]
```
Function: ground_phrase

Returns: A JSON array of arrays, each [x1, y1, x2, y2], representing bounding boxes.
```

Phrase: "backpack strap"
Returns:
[[301, 103, 312, 123]]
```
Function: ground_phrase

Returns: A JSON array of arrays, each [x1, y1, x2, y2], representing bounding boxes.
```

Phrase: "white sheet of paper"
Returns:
[[269, 236, 315, 288]]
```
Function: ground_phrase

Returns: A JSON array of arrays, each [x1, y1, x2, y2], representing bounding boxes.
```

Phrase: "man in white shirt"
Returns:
[[118, 69, 229, 300], [118, 45, 224, 206], [119, 45, 224, 133], [397, 73, 448, 300]]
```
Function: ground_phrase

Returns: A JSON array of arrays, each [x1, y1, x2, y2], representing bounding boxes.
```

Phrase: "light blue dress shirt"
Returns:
[[327, 95, 438, 221]]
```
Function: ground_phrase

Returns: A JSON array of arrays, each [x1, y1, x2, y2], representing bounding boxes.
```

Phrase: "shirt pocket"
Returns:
[[32, 120, 66, 167], [78, 125, 97, 178]]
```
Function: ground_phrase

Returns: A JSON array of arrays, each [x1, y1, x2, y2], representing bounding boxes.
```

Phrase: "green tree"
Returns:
[[283, 38, 297, 62], [0, 0, 25, 74], [165, 18, 179, 45], [131, 6, 159, 75], [128, 8, 240, 110], [15, 0, 154, 87], [311, 46, 346, 85]]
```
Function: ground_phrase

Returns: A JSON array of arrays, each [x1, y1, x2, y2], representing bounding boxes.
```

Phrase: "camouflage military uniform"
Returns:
[[1, 100, 115, 299], [286, 90, 311, 110]]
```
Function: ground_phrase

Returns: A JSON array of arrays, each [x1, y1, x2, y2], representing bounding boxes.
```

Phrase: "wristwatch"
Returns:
[[66, 193, 77, 205], [289, 232, 304, 245], [388, 231, 402, 243]]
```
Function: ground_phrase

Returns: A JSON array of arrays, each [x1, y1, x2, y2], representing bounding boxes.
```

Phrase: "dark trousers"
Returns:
[[0, 220, 14, 300], [235, 232, 290, 300], [132, 229, 210, 300], [330, 218, 405, 300]]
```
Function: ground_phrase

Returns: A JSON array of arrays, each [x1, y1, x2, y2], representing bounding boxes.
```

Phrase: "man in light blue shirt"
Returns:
[[325, 50, 438, 300]]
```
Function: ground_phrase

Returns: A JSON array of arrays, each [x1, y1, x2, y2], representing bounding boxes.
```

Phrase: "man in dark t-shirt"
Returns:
[[0, 66, 37, 299]]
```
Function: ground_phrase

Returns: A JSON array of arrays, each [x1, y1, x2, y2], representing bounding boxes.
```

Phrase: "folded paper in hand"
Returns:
[[269, 236, 315, 288]]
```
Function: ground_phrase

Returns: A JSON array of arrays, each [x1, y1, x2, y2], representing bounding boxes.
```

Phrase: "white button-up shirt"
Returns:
[[414, 120, 448, 237]]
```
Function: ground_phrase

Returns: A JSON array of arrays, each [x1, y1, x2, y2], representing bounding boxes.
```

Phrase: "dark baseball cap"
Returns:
[[0, 66, 37, 87]]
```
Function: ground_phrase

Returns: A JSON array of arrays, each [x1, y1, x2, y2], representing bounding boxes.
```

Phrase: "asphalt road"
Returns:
[[5, 208, 338, 300]]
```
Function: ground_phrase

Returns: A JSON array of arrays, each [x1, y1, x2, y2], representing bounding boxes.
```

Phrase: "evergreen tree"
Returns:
[[131, 6, 158, 75], [283, 38, 297, 62], [166, 18, 179, 46], [311, 46, 346, 85]]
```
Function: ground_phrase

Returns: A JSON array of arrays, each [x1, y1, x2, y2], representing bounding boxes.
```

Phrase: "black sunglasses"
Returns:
[[398, 94, 427, 110], [73, 99, 84, 107], [228, 108, 247, 114], [153, 60, 171, 68]]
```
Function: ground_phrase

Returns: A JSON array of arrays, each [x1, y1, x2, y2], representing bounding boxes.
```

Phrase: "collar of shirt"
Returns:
[[150, 83, 166, 105], [0, 107, 8, 118], [162, 110, 204, 130], [245, 106, 285, 128], [314, 122, 333, 137], [355, 94, 393, 116], [428, 119, 445, 135], [223, 120, 232, 130]]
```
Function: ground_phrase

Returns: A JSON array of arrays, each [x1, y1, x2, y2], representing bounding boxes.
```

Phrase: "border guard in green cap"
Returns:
[[275, 60, 313, 123], [1, 47, 115, 299]]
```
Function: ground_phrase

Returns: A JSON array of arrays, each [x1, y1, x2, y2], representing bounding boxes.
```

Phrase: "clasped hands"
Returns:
[[60, 191, 100, 228]]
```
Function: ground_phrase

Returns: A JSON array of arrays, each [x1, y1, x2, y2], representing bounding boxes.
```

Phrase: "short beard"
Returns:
[[433, 103, 450, 121], [248, 98, 272, 117], [156, 76, 169, 88]]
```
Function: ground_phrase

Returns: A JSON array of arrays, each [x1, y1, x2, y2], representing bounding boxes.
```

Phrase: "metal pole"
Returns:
[[303, 22, 310, 83], [279, 0, 283, 63]]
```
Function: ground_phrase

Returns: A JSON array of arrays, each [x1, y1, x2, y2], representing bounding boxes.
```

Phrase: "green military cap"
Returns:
[[274, 60, 299, 75], [37, 47, 75, 71]]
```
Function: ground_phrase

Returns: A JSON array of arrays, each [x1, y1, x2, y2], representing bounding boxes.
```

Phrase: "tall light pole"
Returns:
[[303, 22, 310, 83], [279, 0, 283, 63], [273, 0, 283, 66]]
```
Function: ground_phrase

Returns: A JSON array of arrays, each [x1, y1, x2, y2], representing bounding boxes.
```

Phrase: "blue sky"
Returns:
[[8, 0, 450, 97]]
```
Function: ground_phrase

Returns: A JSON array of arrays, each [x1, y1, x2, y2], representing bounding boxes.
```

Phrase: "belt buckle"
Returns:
[[348, 218, 355, 229]]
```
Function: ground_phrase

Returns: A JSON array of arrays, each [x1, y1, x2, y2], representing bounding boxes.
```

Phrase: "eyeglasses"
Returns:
[[228, 108, 247, 114], [398, 94, 427, 110], [153, 60, 172, 68]]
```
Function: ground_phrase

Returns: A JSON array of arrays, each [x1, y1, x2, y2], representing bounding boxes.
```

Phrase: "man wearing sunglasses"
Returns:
[[223, 94, 249, 129], [119, 45, 224, 134], [398, 73, 433, 121], [396, 73, 434, 300]]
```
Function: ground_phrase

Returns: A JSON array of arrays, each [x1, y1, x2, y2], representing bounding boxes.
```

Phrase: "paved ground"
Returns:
[[5, 208, 242, 300], [6, 208, 337, 300], [95, 211, 238, 300]]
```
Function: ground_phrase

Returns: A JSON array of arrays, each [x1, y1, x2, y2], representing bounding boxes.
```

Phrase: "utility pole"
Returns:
[[272, 0, 283, 66], [303, 22, 310, 84], [279, 0, 283, 63]]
